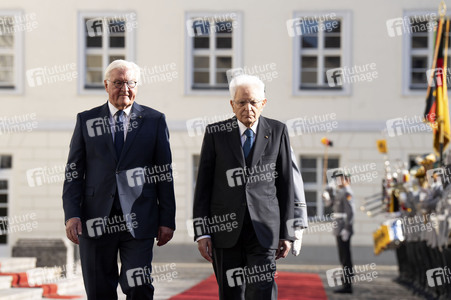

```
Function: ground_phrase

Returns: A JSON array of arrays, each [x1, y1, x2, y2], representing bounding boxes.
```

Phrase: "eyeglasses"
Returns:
[[108, 80, 137, 89], [234, 100, 263, 107]]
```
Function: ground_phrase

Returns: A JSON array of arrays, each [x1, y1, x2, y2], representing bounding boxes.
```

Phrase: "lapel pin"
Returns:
[[265, 136, 269, 139]]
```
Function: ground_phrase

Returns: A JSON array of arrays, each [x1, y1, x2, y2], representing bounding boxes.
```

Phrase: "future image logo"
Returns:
[[386, 114, 435, 137], [386, 14, 436, 38], [86, 13, 137, 37], [286, 218, 306, 237], [426, 67, 451, 87], [126, 267, 151, 287], [286, 13, 339, 37], [326, 264, 378, 287], [186, 118, 207, 137], [226, 168, 245, 187], [426, 267, 451, 287], [326, 268, 343, 287], [86, 218, 105, 238], [26, 63, 78, 87], [226, 268, 245, 287], [286, 113, 338, 137], [186, 13, 238, 37], [86, 117, 109, 137], [126, 168, 145, 187], [326, 68, 343, 87], [325, 63, 378, 87]]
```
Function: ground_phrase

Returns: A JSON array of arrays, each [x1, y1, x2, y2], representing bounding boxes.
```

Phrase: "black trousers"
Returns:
[[79, 208, 155, 300], [212, 210, 277, 300], [336, 235, 353, 288]]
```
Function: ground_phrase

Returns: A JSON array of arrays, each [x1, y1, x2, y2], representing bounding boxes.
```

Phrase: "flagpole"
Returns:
[[426, 12, 444, 102], [323, 143, 328, 187], [440, 116, 444, 165], [440, 17, 450, 165]]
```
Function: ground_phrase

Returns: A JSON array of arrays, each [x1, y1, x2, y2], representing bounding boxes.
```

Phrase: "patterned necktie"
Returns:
[[243, 128, 254, 158], [114, 110, 125, 159]]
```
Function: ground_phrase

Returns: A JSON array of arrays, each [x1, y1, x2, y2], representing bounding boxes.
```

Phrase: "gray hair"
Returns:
[[229, 74, 265, 100], [104, 59, 141, 82]]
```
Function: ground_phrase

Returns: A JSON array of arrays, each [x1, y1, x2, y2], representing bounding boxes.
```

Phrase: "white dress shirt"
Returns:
[[108, 101, 132, 141], [237, 119, 258, 147]]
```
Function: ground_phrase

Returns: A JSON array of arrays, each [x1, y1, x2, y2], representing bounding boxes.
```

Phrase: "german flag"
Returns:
[[424, 19, 451, 155]]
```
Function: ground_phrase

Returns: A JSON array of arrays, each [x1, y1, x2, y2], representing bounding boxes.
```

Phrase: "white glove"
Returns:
[[291, 229, 303, 256], [340, 229, 350, 242], [322, 191, 332, 207]]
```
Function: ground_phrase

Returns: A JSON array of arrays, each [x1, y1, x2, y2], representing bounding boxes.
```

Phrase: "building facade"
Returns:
[[0, 0, 441, 256]]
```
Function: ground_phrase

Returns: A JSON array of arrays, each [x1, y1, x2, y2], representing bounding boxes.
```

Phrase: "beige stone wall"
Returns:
[[0, 0, 442, 254]]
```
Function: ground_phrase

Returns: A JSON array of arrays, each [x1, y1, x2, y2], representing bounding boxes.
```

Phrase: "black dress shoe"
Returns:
[[333, 286, 353, 294]]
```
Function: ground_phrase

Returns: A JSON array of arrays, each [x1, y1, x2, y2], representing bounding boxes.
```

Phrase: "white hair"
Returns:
[[104, 59, 141, 82], [229, 74, 265, 100]]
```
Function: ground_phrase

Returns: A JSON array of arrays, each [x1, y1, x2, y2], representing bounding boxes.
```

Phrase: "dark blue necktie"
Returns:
[[243, 128, 254, 158], [114, 110, 125, 159]]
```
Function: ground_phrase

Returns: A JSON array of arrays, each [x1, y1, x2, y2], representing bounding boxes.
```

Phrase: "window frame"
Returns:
[[299, 154, 339, 219], [77, 11, 136, 95], [184, 11, 242, 96], [292, 11, 352, 96], [0, 155, 12, 246], [402, 10, 440, 96], [0, 10, 24, 95], [0, 178, 8, 243]]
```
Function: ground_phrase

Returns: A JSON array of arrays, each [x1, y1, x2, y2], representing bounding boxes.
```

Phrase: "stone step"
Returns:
[[0, 258, 37, 273], [0, 276, 13, 290], [0, 287, 43, 300], [26, 268, 62, 286], [52, 277, 85, 295], [45, 293, 86, 299]]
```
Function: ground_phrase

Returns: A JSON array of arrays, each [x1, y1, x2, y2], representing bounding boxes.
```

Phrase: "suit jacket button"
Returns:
[[116, 171, 119, 174], [111, 194, 115, 198]]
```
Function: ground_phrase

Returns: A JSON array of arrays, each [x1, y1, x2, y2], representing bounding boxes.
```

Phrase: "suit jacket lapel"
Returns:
[[99, 102, 117, 162], [119, 102, 144, 162], [229, 117, 245, 167], [251, 117, 271, 167]]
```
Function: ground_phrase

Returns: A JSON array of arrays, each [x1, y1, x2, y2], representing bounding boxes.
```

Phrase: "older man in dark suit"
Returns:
[[63, 60, 176, 299], [193, 75, 294, 299]]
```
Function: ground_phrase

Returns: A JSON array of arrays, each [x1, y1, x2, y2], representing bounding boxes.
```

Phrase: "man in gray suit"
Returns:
[[290, 148, 309, 256], [193, 75, 294, 299], [63, 60, 176, 299]]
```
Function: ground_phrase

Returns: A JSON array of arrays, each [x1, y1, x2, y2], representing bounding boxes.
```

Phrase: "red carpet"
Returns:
[[169, 272, 327, 300]]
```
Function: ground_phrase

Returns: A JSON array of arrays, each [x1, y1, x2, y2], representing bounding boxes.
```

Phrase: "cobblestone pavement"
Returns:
[[143, 263, 423, 300], [89, 243, 426, 299]]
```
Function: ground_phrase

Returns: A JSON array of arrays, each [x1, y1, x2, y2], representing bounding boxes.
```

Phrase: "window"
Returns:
[[185, 12, 242, 94], [0, 155, 11, 169], [0, 11, 24, 94], [403, 11, 444, 93], [300, 155, 339, 218], [78, 12, 136, 93], [0, 180, 7, 244], [0, 155, 11, 245], [292, 11, 351, 95]]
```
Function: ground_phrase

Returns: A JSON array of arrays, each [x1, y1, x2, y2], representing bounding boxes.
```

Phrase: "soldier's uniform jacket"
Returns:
[[332, 185, 355, 236], [422, 182, 443, 248]]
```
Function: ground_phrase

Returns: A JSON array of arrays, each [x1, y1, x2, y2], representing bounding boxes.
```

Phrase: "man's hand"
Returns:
[[197, 238, 213, 263], [276, 240, 291, 260], [157, 226, 174, 246], [65, 218, 82, 245], [291, 229, 303, 256]]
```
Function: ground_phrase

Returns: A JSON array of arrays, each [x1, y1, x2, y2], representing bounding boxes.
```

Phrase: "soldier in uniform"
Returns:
[[329, 169, 355, 294]]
